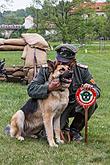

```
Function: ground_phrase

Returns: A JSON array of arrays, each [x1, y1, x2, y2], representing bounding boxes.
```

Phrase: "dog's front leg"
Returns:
[[10, 110, 25, 141], [54, 116, 64, 145], [42, 112, 58, 147]]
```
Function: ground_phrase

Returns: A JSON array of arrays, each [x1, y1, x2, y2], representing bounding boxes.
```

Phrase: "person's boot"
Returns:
[[70, 128, 83, 142], [70, 113, 85, 141]]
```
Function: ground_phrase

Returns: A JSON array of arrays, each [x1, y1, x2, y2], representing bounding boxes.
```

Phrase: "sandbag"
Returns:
[[26, 68, 34, 83], [21, 44, 47, 68], [0, 76, 6, 81], [4, 38, 26, 46], [5, 66, 23, 74], [21, 45, 35, 67], [21, 33, 49, 50], [0, 33, 49, 83], [35, 48, 47, 67], [0, 38, 5, 45], [12, 71, 25, 77], [6, 75, 23, 83], [0, 45, 24, 51]]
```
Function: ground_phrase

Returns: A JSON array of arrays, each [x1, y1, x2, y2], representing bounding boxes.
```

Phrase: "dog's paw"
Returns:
[[49, 143, 58, 147], [10, 134, 15, 138], [17, 136, 24, 141], [56, 139, 64, 144], [30, 135, 38, 139]]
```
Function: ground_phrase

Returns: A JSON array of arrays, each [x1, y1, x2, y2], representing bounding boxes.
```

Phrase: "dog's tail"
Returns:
[[4, 124, 11, 135]]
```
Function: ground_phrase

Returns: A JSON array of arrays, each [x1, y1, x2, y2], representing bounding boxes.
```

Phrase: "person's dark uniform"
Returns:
[[27, 44, 100, 141]]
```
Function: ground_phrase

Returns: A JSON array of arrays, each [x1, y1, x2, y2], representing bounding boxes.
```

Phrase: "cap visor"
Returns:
[[56, 54, 70, 63]]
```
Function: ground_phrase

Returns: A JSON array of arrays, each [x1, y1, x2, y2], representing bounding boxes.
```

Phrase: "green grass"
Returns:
[[0, 43, 110, 165]]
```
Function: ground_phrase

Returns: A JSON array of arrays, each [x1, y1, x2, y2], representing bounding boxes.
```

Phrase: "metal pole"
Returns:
[[85, 108, 88, 144]]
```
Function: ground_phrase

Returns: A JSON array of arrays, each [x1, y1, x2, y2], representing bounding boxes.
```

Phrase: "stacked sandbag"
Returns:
[[21, 33, 49, 50], [0, 33, 49, 83], [0, 38, 26, 51], [4, 38, 26, 45], [5, 66, 24, 77], [21, 33, 49, 66], [0, 34, 49, 52], [0, 58, 25, 83], [0, 38, 5, 45], [4, 65, 26, 83], [21, 33, 49, 83]]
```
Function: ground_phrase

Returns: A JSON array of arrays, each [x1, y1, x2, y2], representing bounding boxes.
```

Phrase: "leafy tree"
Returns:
[[105, 3, 110, 38], [93, 16, 107, 39], [32, 0, 94, 43], [2, 10, 25, 24], [0, 0, 109, 41]]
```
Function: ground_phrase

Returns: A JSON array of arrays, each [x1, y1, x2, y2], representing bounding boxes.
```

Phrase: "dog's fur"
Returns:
[[6, 64, 72, 147]]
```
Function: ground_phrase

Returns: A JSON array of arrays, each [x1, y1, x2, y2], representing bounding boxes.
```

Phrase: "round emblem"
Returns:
[[76, 87, 97, 109]]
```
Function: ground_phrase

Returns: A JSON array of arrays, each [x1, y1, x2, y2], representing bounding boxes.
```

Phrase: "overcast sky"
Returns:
[[12, 0, 32, 10], [0, 0, 33, 11], [0, 0, 106, 12]]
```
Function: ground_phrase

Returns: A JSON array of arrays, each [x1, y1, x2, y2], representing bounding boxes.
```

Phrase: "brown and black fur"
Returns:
[[7, 64, 72, 147]]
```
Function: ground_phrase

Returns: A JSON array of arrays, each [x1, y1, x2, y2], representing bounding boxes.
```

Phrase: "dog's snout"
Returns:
[[65, 66, 70, 71], [69, 70, 73, 76]]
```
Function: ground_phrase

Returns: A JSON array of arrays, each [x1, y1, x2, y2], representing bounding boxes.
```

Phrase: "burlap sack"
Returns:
[[21, 44, 47, 68], [27, 68, 34, 83], [5, 66, 23, 74], [35, 48, 47, 67], [4, 38, 26, 46], [0, 77, 6, 81], [0, 39, 5, 45], [0, 45, 24, 51], [12, 71, 24, 77], [21, 33, 49, 82], [21, 33, 49, 50], [21, 44, 35, 67]]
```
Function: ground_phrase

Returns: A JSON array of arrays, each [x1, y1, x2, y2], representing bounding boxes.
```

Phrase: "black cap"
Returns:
[[55, 44, 78, 63]]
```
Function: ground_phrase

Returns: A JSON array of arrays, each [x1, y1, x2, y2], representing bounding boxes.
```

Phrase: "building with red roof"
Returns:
[[69, 2, 110, 17]]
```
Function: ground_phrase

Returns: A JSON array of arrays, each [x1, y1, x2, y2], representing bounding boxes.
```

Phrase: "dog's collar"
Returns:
[[60, 89, 65, 92], [59, 87, 65, 92]]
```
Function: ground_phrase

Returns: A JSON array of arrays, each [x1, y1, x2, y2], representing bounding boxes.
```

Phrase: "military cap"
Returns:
[[55, 44, 78, 63]]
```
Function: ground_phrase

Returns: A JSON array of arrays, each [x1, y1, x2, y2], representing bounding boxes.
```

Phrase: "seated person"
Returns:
[[27, 44, 101, 141]]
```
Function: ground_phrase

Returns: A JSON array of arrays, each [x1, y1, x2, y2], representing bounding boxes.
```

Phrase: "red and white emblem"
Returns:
[[76, 87, 97, 109]]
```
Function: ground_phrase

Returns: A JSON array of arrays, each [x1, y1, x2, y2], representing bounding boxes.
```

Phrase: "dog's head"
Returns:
[[51, 64, 73, 88]]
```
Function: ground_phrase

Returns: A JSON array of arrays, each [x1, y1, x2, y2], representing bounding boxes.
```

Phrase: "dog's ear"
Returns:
[[47, 60, 55, 72], [68, 59, 76, 69], [54, 61, 62, 70]]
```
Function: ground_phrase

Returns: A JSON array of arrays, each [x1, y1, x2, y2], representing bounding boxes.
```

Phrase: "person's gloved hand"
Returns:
[[81, 83, 93, 90], [48, 79, 61, 92]]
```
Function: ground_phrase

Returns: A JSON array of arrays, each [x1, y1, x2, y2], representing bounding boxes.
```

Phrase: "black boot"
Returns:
[[70, 113, 85, 141]]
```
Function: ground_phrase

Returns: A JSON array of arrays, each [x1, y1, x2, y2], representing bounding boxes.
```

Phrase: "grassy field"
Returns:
[[0, 43, 110, 165]]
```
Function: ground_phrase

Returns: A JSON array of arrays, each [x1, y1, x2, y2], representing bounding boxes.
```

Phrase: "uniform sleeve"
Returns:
[[82, 68, 101, 99], [27, 67, 49, 99]]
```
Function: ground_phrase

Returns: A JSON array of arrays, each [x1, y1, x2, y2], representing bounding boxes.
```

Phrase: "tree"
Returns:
[[32, 0, 94, 43], [93, 16, 107, 39], [105, 3, 110, 38]]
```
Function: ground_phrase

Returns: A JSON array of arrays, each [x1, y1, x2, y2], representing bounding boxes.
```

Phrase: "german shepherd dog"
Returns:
[[5, 64, 72, 147]]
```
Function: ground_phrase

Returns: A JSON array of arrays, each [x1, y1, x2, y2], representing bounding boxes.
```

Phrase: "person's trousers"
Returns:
[[60, 102, 98, 132]]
